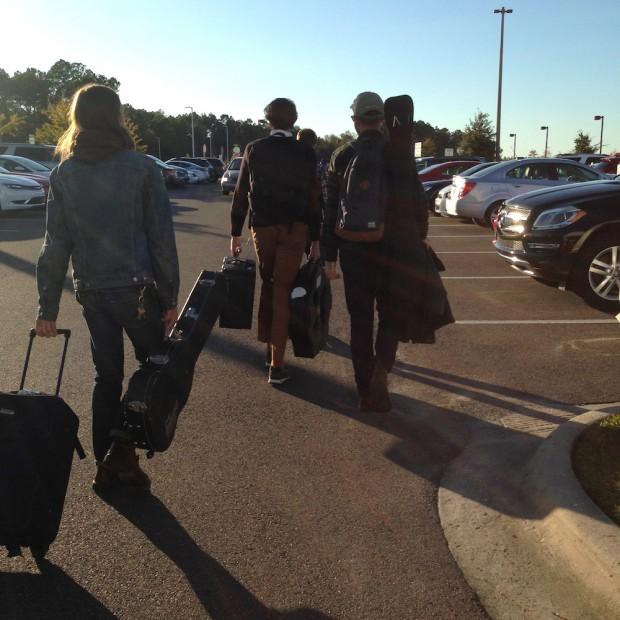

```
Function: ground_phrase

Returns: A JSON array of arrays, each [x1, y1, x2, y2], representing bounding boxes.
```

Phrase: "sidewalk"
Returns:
[[438, 402, 620, 620]]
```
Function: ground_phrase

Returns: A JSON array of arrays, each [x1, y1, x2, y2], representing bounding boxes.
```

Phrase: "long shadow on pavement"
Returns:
[[102, 492, 333, 620], [205, 331, 603, 524], [0, 561, 116, 620], [0, 248, 74, 293]]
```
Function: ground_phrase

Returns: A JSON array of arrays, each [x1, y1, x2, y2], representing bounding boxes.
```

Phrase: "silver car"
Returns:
[[444, 158, 607, 227], [221, 157, 242, 195]]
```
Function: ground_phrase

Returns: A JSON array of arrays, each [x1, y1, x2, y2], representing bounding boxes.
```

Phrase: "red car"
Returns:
[[0, 165, 49, 200], [592, 155, 620, 176], [417, 160, 482, 182]]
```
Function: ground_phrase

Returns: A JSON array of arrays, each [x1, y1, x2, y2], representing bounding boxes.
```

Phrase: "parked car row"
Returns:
[[434, 158, 608, 226]]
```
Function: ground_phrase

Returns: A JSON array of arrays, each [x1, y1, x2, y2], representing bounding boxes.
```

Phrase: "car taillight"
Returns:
[[457, 180, 476, 199]]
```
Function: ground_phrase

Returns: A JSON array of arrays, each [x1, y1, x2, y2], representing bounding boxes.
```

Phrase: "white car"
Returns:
[[434, 185, 452, 216], [444, 158, 607, 226], [166, 160, 208, 183], [0, 173, 45, 211]]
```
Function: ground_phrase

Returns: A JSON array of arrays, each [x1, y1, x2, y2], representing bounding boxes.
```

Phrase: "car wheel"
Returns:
[[480, 201, 504, 228], [572, 232, 620, 313]]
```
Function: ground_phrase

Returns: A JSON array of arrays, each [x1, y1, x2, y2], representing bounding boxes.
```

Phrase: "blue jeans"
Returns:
[[77, 285, 164, 461]]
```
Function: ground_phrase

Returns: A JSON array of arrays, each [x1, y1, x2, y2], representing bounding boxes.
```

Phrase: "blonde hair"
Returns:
[[56, 84, 133, 162]]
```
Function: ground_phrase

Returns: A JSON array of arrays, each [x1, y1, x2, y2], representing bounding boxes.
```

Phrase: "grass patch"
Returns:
[[572, 413, 620, 526]]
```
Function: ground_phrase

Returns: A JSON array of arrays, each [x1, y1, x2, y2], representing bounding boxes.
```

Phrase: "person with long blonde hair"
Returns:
[[36, 84, 180, 492]]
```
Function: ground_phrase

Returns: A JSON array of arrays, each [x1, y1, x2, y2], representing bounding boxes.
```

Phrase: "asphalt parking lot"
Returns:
[[405, 215, 620, 406], [1, 185, 619, 620]]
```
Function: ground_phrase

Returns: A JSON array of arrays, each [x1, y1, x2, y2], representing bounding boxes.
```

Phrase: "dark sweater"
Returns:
[[230, 134, 321, 240]]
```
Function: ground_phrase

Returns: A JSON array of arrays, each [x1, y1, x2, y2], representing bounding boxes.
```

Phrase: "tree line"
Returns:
[[0, 60, 602, 161]]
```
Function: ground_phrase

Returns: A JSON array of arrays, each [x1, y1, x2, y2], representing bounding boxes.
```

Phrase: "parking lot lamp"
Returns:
[[219, 118, 229, 162], [206, 130, 212, 157], [540, 126, 549, 157], [494, 7, 513, 161], [185, 106, 195, 157], [594, 115, 604, 154], [155, 136, 161, 160], [509, 133, 516, 159]]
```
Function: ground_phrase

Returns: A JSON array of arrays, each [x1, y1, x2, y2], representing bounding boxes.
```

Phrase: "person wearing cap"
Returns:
[[231, 98, 321, 385], [321, 92, 399, 412]]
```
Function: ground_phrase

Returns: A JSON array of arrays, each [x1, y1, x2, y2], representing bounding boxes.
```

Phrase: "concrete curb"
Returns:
[[439, 410, 620, 620], [523, 410, 620, 614]]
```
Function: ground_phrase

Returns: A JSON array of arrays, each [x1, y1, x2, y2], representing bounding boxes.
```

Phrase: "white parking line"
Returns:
[[456, 319, 618, 324], [443, 276, 529, 279]]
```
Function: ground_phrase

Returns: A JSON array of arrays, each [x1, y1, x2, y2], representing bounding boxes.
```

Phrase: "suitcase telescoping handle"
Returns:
[[20, 329, 71, 396]]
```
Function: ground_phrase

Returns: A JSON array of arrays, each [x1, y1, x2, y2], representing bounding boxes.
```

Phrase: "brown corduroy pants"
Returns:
[[251, 222, 308, 367]]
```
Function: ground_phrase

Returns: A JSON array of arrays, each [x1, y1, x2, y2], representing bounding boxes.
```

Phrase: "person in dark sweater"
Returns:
[[322, 92, 429, 413], [230, 98, 320, 384]]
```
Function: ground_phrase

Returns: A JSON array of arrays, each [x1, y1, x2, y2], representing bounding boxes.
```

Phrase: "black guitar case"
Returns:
[[289, 260, 331, 358], [121, 270, 226, 456]]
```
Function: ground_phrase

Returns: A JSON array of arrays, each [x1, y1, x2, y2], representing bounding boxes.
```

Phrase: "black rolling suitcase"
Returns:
[[122, 270, 226, 457], [289, 260, 332, 358], [219, 256, 256, 329], [0, 329, 85, 560]]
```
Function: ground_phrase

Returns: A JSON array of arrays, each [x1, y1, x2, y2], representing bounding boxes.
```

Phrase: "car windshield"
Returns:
[[461, 162, 495, 176], [228, 158, 242, 171], [11, 157, 49, 172], [467, 162, 502, 178]]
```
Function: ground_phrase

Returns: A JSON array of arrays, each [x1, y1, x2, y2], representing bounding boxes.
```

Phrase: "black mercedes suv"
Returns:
[[495, 180, 620, 313]]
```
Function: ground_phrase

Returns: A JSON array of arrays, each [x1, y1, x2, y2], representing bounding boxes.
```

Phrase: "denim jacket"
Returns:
[[37, 150, 180, 321]]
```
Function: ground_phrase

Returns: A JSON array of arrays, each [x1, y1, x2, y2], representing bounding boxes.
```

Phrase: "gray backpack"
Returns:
[[335, 135, 387, 242]]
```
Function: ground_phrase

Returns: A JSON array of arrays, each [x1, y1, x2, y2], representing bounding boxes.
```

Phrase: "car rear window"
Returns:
[[228, 158, 242, 171], [14, 146, 56, 162]]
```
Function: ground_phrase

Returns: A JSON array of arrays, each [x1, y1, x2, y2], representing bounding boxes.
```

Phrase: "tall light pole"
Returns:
[[509, 133, 517, 159], [155, 136, 161, 160], [594, 115, 604, 154], [220, 118, 229, 161], [494, 7, 512, 161], [206, 129, 212, 157], [540, 126, 549, 157], [185, 106, 195, 157]]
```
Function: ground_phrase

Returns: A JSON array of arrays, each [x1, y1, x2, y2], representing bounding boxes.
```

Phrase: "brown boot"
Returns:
[[367, 364, 392, 413], [92, 463, 119, 493], [101, 441, 151, 489]]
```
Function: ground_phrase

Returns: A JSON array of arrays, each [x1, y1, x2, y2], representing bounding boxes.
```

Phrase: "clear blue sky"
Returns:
[[4, 0, 619, 155]]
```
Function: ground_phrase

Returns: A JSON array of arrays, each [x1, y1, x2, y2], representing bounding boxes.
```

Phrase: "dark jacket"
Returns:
[[231, 134, 321, 240], [37, 150, 180, 321], [322, 129, 452, 342], [382, 145, 454, 343], [321, 130, 429, 263]]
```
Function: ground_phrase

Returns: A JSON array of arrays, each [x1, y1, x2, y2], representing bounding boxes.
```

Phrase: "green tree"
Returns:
[[528, 149, 538, 157], [458, 111, 496, 161], [46, 60, 120, 102], [574, 130, 595, 154], [34, 99, 70, 144], [8, 68, 49, 114], [0, 112, 26, 141], [422, 137, 437, 156], [125, 118, 147, 153]]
